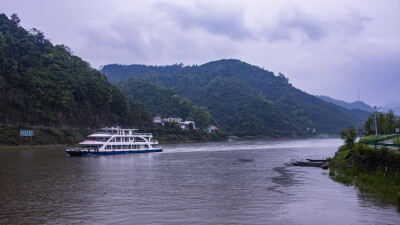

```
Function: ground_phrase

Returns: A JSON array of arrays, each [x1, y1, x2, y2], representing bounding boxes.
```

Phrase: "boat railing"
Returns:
[[91, 132, 153, 136], [132, 133, 153, 136], [91, 132, 114, 135]]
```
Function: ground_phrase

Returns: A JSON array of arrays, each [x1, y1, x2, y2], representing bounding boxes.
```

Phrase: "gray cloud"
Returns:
[[154, 2, 254, 40], [75, 8, 238, 67], [277, 8, 326, 41], [265, 7, 371, 42]]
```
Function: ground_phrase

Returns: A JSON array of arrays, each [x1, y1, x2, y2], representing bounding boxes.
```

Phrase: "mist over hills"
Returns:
[[102, 60, 370, 136]]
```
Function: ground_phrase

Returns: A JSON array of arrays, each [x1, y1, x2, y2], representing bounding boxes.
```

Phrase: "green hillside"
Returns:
[[0, 13, 151, 128], [119, 78, 216, 128], [102, 60, 370, 136]]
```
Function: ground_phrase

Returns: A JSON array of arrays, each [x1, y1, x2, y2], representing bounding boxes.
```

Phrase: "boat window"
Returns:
[[116, 138, 121, 142]]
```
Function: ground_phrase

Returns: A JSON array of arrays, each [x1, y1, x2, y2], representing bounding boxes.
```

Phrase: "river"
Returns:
[[0, 138, 399, 224]]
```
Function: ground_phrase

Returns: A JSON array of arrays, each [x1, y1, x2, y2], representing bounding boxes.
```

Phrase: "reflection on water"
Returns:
[[0, 138, 399, 224]]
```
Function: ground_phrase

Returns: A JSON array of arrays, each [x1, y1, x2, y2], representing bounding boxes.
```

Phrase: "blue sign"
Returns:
[[20, 130, 34, 137]]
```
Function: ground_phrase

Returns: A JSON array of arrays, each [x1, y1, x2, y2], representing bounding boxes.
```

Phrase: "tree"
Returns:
[[340, 127, 358, 149], [10, 13, 20, 25], [387, 109, 395, 133], [377, 112, 386, 135]]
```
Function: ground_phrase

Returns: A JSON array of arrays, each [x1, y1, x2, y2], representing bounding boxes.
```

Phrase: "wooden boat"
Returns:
[[306, 159, 329, 163], [291, 161, 325, 167]]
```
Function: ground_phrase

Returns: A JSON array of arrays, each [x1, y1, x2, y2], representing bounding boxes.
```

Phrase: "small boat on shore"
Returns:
[[306, 159, 329, 163], [66, 127, 162, 156], [291, 161, 325, 167]]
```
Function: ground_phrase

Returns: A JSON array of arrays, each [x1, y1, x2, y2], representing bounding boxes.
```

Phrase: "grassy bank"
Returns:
[[329, 143, 400, 207]]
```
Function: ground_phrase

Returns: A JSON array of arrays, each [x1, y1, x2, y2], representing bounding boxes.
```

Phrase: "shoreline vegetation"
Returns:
[[329, 142, 400, 208], [0, 124, 227, 148]]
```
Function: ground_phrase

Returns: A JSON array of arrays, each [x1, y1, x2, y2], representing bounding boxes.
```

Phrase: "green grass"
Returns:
[[393, 136, 400, 145], [227, 136, 239, 139], [360, 134, 384, 143]]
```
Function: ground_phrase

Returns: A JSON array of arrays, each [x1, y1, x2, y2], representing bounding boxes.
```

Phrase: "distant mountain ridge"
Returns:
[[317, 96, 400, 116], [316, 95, 374, 112], [101, 59, 370, 136]]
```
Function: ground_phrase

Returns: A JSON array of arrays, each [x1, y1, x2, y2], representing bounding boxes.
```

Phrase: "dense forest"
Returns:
[[102, 60, 371, 136], [0, 13, 152, 128], [118, 78, 216, 128]]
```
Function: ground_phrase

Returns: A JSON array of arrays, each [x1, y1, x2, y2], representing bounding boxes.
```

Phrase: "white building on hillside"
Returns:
[[179, 121, 196, 130], [154, 116, 163, 124], [162, 117, 183, 123]]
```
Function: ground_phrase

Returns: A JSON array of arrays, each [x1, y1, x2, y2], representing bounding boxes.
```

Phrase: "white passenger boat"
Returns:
[[66, 127, 162, 156]]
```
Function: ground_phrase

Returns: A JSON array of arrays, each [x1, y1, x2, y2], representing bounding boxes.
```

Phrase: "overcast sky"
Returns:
[[3, 0, 400, 106]]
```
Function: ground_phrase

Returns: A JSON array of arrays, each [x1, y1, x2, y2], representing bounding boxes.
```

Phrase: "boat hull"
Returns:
[[66, 149, 163, 156], [291, 161, 325, 167]]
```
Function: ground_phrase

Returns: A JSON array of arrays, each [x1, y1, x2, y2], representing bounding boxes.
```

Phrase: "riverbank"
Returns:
[[0, 125, 92, 146], [0, 125, 227, 148], [0, 144, 66, 151], [328, 143, 400, 207]]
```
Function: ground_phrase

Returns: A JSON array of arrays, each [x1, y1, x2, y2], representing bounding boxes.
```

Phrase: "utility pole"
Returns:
[[374, 106, 379, 137]]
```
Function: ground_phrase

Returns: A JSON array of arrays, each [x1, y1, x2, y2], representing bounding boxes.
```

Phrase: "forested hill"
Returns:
[[0, 13, 152, 128], [118, 78, 216, 128], [102, 60, 370, 136]]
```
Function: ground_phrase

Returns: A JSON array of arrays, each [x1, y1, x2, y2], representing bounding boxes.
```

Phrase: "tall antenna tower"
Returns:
[[358, 89, 360, 101]]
